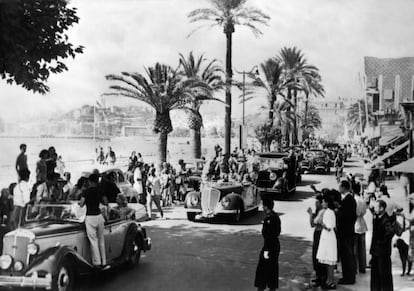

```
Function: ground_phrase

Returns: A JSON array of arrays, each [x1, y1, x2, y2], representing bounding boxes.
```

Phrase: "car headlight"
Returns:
[[13, 261, 24, 272], [269, 172, 277, 180], [190, 196, 199, 206], [0, 255, 12, 270], [221, 197, 230, 208], [27, 243, 39, 255]]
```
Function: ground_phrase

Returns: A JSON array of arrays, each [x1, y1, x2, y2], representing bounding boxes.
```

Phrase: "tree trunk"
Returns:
[[292, 88, 298, 145], [224, 30, 233, 155], [191, 127, 202, 159], [158, 130, 168, 166], [268, 99, 274, 126]]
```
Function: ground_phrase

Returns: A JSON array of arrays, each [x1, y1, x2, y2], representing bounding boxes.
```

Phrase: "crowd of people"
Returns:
[[306, 168, 406, 290]]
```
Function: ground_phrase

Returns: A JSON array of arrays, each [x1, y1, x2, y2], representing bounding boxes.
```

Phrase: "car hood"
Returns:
[[18, 221, 83, 237]]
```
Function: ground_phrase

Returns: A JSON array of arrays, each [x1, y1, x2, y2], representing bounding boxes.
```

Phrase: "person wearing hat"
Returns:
[[79, 174, 108, 268]]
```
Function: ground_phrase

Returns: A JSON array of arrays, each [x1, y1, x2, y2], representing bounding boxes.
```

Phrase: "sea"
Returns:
[[0, 136, 257, 187]]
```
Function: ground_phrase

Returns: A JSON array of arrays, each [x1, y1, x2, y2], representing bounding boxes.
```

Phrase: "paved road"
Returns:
[[73, 169, 335, 291]]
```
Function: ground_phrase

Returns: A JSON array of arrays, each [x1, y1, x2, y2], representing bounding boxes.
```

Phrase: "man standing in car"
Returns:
[[15, 144, 28, 179]]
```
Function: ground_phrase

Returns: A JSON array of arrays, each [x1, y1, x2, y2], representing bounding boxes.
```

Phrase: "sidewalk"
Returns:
[[335, 158, 414, 291]]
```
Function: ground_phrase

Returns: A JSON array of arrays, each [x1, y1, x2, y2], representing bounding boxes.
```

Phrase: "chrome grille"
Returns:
[[3, 235, 29, 265], [201, 188, 220, 213]]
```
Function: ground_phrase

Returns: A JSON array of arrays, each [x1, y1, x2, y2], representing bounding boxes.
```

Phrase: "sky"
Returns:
[[1, 0, 414, 122]]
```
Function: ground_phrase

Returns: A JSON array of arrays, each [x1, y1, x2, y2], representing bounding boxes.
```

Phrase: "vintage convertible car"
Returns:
[[184, 181, 259, 222], [256, 152, 300, 198], [0, 203, 151, 290], [301, 149, 331, 173], [184, 159, 207, 192]]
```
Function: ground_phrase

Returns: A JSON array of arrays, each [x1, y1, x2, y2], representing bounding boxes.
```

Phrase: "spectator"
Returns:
[[146, 168, 164, 219], [337, 180, 357, 285], [307, 194, 326, 287], [316, 193, 337, 290], [0, 187, 13, 227], [36, 149, 49, 184], [133, 163, 144, 204], [99, 172, 121, 203], [62, 172, 73, 200], [36, 172, 61, 203], [56, 155, 66, 177], [46, 147, 57, 175], [111, 193, 135, 220], [68, 176, 88, 201], [12, 169, 31, 228], [377, 185, 403, 221], [370, 199, 394, 291], [354, 189, 368, 274], [15, 144, 28, 179], [106, 146, 116, 165]]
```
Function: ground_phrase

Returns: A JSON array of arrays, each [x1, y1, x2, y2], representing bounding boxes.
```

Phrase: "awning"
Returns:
[[387, 157, 414, 173], [379, 135, 404, 146], [370, 140, 409, 165]]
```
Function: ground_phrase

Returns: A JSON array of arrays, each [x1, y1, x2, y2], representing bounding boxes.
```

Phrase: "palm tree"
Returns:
[[346, 99, 373, 134], [254, 122, 281, 152], [188, 0, 270, 154], [178, 52, 224, 158], [300, 104, 322, 139], [279, 47, 324, 144], [247, 58, 290, 127], [105, 63, 212, 165]]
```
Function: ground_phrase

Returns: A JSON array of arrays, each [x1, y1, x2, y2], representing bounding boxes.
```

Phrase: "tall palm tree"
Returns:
[[300, 104, 322, 139], [105, 63, 212, 165], [247, 58, 290, 127], [188, 0, 270, 154], [179, 52, 224, 158], [347, 99, 373, 135], [279, 47, 323, 145]]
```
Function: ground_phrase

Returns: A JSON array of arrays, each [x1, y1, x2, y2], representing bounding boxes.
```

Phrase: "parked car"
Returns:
[[301, 149, 331, 173], [0, 203, 151, 290], [255, 152, 300, 199], [184, 181, 259, 222], [183, 159, 207, 192]]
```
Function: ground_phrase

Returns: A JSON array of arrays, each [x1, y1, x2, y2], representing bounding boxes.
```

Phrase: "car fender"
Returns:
[[216, 193, 243, 211], [25, 245, 93, 278], [184, 191, 201, 209]]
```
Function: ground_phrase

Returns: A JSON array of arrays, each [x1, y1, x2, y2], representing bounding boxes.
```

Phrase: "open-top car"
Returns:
[[301, 149, 331, 173], [256, 152, 300, 198], [184, 181, 259, 222], [184, 159, 207, 192], [0, 203, 151, 290]]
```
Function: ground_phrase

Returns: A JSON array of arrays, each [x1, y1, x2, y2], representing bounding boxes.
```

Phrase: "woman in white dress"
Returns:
[[316, 194, 337, 289]]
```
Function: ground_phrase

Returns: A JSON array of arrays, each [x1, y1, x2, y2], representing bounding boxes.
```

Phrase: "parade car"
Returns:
[[0, 203, 151, 290], [184, 159, 207, 192], [184, 181, 259, 222], [255, 152, 300, 198], [301, 149, 331, 173]]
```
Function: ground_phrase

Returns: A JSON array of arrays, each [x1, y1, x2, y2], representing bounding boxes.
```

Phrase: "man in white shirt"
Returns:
[[12, 169, 31, 228], [354, 192, 368, 273]]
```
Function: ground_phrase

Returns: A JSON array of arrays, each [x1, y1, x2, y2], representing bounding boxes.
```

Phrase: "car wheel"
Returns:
[[234, 202, 243, 222], [125, 233, 141, 268], [187, 212, 196, 221], [52, 259, 74, 291], [327, 166, 331, 173]]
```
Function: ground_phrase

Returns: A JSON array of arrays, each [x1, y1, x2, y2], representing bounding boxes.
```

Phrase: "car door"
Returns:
[[241, 184, 258, 210], [104, 219, 127, 261]]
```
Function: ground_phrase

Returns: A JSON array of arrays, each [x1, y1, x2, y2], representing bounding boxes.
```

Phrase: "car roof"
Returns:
[[258, 152, 288, 158]]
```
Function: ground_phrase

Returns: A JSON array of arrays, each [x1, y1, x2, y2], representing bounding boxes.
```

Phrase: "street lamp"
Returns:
[[234, 65, 259, 148]]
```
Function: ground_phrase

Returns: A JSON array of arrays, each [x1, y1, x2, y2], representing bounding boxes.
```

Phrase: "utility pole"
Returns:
[[234, 65, 259, 149]]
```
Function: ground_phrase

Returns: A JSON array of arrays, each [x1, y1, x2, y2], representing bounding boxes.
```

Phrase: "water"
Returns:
[[0, 136, 253, 187]]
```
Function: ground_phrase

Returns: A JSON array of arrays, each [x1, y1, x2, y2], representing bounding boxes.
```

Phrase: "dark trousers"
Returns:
[[339, 235, 356, 282], [313, 230, 327, 282], [371, 255, 393, 291], [354, 233, 366, 273]]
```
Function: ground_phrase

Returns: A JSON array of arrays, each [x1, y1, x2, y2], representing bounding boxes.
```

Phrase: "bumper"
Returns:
[[0, 273, 52, 289], [314, 166, 326, 171], [257, 187, 282, 194], [185, 208, 202, 213]]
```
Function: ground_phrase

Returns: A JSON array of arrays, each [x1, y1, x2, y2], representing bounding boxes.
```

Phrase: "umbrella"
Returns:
[[386, 157, 414, 173]]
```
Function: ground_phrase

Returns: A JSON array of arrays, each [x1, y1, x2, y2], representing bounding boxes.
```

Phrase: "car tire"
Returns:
[[234, 201, 243, 223], [52, 258, 75, 291], [187, 212, 196, 221], [327, 166, 331, 173], [126, 232, 141, 268]]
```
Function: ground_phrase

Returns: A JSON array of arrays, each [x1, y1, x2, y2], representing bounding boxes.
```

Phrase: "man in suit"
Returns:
[[337, 180, 357, 284], [370, 199, 394, 291]]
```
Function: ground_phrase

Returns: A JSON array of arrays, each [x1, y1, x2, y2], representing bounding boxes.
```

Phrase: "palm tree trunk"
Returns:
[[191, 127, 202, 159], [158, 130, 168, 165], [293, 89, 298, 145], [304, 98, 309, 146], [269, 99, 274, 126], [224, 29, 233, 155]]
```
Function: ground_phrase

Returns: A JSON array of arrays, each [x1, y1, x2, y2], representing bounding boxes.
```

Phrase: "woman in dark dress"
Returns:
[[255, 199, 281, 291]]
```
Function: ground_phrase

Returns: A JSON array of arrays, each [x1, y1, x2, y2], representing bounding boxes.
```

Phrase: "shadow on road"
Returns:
[[298, 179, 322, 187], [76, 223, 313, 291], [277, 190, 315, 202]]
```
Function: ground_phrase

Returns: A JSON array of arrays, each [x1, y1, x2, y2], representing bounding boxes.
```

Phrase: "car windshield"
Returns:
[[259, 157, 284, 169], [24, 203, 86, 224]]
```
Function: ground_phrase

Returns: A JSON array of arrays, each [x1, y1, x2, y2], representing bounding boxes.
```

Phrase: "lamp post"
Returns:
[[234, 65, 259, 148], [400, 100, 414, 194]]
